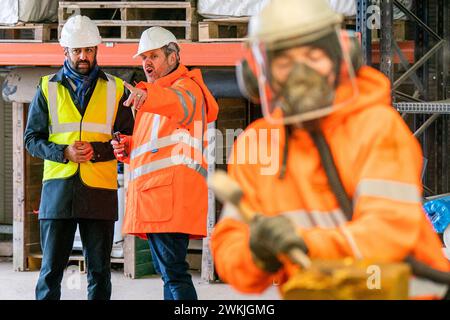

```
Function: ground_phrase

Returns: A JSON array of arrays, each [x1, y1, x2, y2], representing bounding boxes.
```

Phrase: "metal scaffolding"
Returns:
[[356, 0, 449, 197]]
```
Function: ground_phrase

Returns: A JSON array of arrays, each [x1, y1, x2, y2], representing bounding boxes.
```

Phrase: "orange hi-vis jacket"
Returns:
[[122, 64, 218, 239], [211, 66, 450, 295]]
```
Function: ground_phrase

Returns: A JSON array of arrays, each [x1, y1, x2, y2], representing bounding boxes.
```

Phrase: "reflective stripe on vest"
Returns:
[[283, 209, 347, 229], [168, 87, 189, 125], [168, 87, 197, 126], [41, 73, 122, 189], [355, 179, 422, 204], [168, 78, 197, 125], [184, 90, 196, 126], [130, 131, 203, 160], [219, 206, 365, 258], [149, 114, 161, 153], [129, 83, 206, 182], [220, 206, 348, 229], [130, 154, 207, 181], [47, 74, 117, 135]]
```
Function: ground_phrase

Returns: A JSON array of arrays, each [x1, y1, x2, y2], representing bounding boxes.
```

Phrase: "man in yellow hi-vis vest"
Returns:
[[24, 15, 134, 300]]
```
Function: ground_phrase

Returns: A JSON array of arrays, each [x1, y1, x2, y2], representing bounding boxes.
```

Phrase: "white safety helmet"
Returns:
[[239, 0, 359, 125], [133, 26, 178, 58], [59, 15, 102, 48], [248, 0, 343, 49]]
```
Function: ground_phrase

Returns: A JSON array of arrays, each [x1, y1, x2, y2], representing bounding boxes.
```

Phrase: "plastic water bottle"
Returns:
[[423, 196, 450, 234]]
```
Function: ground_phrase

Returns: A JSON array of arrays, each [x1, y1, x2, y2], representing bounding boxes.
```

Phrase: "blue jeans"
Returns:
[[35, 219, 114, 300], [147, 233, 198, 300]]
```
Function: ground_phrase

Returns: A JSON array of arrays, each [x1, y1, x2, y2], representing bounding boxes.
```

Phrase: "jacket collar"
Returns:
[[49, 66, 108, 83], [153, 64, 189, 87]]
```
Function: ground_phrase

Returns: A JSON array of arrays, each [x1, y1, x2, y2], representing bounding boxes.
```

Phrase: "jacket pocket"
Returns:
[[137, 171, 174, 222]]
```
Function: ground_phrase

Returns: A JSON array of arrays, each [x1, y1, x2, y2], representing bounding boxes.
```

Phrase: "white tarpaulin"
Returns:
[[0, 0, 58, 25], [198, 0, 357, 18], [198, 0, 270, 18], [0, 0, 19, 24], [373, 0, 413, 20], [328, 0, 356, 16]]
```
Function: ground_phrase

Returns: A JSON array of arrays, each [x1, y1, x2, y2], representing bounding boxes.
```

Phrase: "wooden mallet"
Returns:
[[209, 170, 312, 269]]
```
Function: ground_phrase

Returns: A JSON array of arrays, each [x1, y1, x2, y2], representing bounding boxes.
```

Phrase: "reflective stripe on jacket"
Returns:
[[211, 66, 450, 295], [122, 64, 219, 238], [40, 73, 124, 190]]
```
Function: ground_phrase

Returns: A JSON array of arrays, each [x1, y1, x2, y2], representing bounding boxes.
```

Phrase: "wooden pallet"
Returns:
[[0, 24, 58, 43], [371, 20, 408, 41], [342, 17, 356, 29], [198, 17, 249, 42], [58, 1, 197, 42], [343, 17, 408, 41]]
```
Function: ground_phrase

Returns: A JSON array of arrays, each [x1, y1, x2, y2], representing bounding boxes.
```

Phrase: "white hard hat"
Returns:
[[60, 15, 102, 48], [244, 0, 358, 125], [133, 27, 178, 58], [248, 0, 343, 49]]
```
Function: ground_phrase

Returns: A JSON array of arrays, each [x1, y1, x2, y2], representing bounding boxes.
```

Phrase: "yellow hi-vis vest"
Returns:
[[40, 73, 124, 190]]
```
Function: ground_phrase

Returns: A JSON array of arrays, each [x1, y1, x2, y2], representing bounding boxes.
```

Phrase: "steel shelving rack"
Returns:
[[357, 0, 449, 197]]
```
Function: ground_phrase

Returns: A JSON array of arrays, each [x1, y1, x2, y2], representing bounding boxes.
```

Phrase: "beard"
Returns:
[[70, 57, 97, 75], [144, 59, 177, 83], [144, 67, 157, 83]]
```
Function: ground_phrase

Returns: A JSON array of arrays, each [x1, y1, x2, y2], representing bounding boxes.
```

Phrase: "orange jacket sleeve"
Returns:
[[302, 107, 449, 271], [137, 79, 201, 126], [211, 219, 280, 294], [211, 132, 283, 294], [120, 156, 130, 165]]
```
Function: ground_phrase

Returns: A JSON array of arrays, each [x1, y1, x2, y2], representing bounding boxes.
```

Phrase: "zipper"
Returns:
[[78, 87, 90, 172]]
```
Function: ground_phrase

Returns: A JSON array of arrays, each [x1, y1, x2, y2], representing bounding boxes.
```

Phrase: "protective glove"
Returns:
[[249, 215, 308, 273]]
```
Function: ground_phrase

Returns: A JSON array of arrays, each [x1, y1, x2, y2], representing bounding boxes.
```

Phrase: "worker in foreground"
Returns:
[[210, 0, 450, 299], [24, 15, 134, 300], [111, 27, 219, 300]]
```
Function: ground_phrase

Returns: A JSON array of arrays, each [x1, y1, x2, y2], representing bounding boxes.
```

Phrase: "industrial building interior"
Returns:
[[0, 0, 449, 302]]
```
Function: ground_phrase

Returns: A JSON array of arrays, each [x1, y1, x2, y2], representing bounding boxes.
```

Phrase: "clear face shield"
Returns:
[[251, 28, 360, 125]]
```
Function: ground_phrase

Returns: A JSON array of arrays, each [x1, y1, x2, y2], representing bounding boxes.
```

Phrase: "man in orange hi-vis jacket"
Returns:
[[211, 0, 450, 299], [111, 27, 219, 300]]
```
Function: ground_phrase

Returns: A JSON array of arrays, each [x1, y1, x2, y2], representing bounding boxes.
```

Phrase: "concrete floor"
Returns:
[[3, 250, 449, 300], [0, 258, 279, 300]]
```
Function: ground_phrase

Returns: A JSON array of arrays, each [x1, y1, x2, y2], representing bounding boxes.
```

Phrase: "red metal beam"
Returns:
[[0, 42, 247, 67], [0, 41, 414, 67], [372, 41, 415, 64]]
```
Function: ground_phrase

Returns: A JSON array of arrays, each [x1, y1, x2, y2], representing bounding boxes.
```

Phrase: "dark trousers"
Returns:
[[147, 233, 197, 300], [35, 219, 114, 300]]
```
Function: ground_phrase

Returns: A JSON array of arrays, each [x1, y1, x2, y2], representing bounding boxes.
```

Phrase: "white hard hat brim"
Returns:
[[132, 42, 178, 59], [60, 39, 102, 48], [133, 51, 143, 59], [133, 27, 178, 59]]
